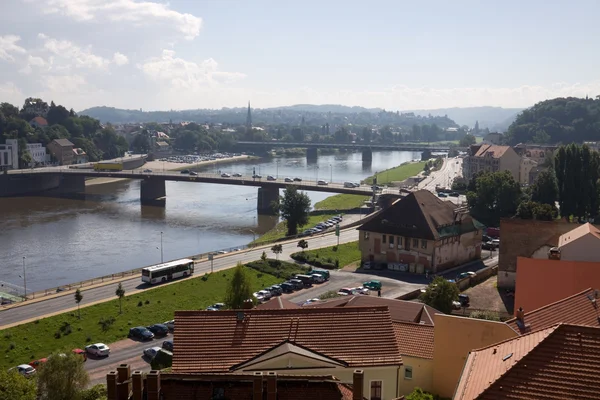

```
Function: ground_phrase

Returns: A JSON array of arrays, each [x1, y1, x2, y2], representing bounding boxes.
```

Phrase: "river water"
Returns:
[[0, 150, 420, 291]]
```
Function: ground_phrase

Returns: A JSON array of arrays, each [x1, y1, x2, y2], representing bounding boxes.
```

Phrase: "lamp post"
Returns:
[[276, 161, 279, 179], [160, 231, 164, 263], [22, 257, 27, 300], [329, 164, 332, 183]]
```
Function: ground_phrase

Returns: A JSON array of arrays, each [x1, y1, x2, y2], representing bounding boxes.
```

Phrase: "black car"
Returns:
[[162, 339, 174, 352], [180, 169, 190, 174], [147, 324, 169, 337], [449, 191, 460, 197], [267, 285, 282, 296], [481, 241, 495, 250], [128, 326, 154, 340], [280, 282, 294, 293]]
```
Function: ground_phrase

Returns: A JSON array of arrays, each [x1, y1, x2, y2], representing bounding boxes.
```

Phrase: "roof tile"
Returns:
[[473, 144, 512, 159], [393, 322, 434, 359]]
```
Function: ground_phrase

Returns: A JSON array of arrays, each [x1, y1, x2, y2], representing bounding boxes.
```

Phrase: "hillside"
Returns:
[[504, 97, 600, 145], [405, 106, 523, 131]]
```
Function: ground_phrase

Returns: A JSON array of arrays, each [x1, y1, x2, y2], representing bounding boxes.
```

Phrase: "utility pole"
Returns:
[[22, 256, 27, 300], [160, 231, 164, 263]]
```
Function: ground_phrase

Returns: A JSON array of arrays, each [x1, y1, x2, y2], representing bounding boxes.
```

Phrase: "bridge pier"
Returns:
[[141, 178, 166, 204], [362, 149, 373, 163], [306, 147, 318, 161], [257, 186, 279, 215]]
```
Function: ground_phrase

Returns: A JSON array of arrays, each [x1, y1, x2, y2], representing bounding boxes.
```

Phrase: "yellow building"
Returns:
[[462, 144, 521, 182], [394, 322, 434, 396], [357, 190, 483, 273]]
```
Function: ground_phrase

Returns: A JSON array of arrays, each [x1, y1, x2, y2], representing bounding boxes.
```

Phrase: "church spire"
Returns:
[[246, 101, 252, 132]]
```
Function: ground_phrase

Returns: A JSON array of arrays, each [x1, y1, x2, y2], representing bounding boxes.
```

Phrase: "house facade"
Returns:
[[0, 139, 19, 169], [47, 138, 74, 165], [557, 223, 600, 262], [357, 190, 483, 273], [26, 143, 48, 166], [72, 148, 88, 164], [462, 144, 521, 182], [519, 156, 538, 185], [481, 132, 503, 145]]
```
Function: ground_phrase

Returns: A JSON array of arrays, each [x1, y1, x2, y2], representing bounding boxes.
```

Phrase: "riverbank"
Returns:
[[85, 155, 255, 187], [362, 160, 426, 185]]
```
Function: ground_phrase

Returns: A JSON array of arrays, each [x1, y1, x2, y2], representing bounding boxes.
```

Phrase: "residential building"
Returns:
[[47, 138, 74, 165], [394, 322, 434, 395], [72, 148, 88, 164], [105, 365, 365, 400], [513, 143, 557, 166], [172, 307, 403, 400], [29, 116, 48, 129], [518, 156, 537, 185], [481, 132, 503, 145], [357, 190, 483, 273], [0, 139, 18, 170], [557, 222, 600, 262], [462, 144, 521, 182], [26, 143, 48, 166], [432, 314, 518, 398], [453, 324, 600, 400]]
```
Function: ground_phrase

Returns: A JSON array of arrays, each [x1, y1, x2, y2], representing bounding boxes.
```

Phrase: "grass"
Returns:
[[363, 161, 426, 185], [314, 194, 369, 210], [0, 267, 279, 370], [251, 213, 341, 245], [291, 241, 361, 269], [245, 259, 311, 280]]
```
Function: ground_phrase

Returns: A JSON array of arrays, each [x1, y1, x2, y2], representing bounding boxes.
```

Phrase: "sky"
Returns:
[[1, 0, 599, 111]]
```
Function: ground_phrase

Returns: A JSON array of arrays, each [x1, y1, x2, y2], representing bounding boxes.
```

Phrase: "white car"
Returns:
[[311, 274, 325, 283], [303, 298, 320, 306], [267, 175, 276, 181], [143, 346, 162, 360], [221, 173, 231, 178], [353, 287, 370, 295], [253, 292, 265, 302], [284, 177, 293, 182], [337, 288, 353, 296], [85, 343, 110, 357], [232, 173, 242, 177], [10, 364, 36, 377], [317, 180, 328, 185], [258, 290, 273, 300]]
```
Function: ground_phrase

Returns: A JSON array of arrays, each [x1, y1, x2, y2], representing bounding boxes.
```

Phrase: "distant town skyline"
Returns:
[[1, 0, 599, 111]]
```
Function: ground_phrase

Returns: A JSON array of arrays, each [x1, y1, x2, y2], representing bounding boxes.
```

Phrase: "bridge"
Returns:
[[237, 141, 450, 162], [9, 169, 397, 214]]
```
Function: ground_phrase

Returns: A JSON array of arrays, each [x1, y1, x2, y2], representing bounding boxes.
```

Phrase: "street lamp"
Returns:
[[276, 161, 280, 179], [21, 257, 27, 300], [160, 231, 164, 263], [330, 164, 332, 183]]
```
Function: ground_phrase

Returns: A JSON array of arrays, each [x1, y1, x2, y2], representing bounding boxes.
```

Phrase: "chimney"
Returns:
[[353, 370, 364, 400], [132, 370, 143, 400], [106, 371, 118, 400], [266, 371, 277, 400], [117, 364, 131, 383], [116, 364, 131, 400], [516, 307, 525, 322], [253, 371, 263, 400], [146, 370, 161, 400]]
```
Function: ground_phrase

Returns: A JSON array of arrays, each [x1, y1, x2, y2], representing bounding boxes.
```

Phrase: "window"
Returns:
[[382, 235, 386, 244], [389, 235, 394, 249], [212, 388, 225, 400], [397, 236, 403, 249], [421, 240, 427, 249], [404, 366, 413, 380], [405, 237, 410, 250], [364, 231, 369, 240], [413, 238, 418, 248], [370, 380, 382, 400]]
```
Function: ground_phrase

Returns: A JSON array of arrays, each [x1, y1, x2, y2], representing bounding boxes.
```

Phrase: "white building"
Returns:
[[26, 143, 48, 166], [0, 139, 19, 170]]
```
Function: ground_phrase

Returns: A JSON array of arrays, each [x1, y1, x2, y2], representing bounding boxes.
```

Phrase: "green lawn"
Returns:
[[291, 241, 361, 269], [245, 259, 311, 280], [251, 213, 341, 245], [314, 194, 369, 210], [0, 267, 279, 370], [363, 161, 426, 185]]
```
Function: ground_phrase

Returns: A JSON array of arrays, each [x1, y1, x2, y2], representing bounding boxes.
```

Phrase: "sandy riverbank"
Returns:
[[85, 155, 254, 187]]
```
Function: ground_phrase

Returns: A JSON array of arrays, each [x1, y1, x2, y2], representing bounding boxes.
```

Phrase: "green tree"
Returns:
[[530, 169, 558, 206], [37, 351, 89, 400], [277, 186, 311, 236], [459, 134, 476, 147], [420, 276, 459, 314], [516, 201, 536, 219], [0, 369, 37, 400], [271, 244, 283, 261], [406, 387, 434, 400], [115, 282, 125, 314], [74, 289, 83, 319], [79, 384, 107, 400], [297, 239, 308, 253], [467, 171, 522, 226], [224, 263, 254, 309]]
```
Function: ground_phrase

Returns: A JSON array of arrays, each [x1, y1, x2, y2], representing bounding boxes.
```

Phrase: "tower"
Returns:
[[246, 101, 252, 132]]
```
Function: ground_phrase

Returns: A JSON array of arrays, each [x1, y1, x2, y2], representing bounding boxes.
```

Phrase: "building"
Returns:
[[72, 148, 88, 164], [23, 98, 49, 117], [357, 190, 483, 273], [47, 138, 74, 165], [29, 116, 48, 129], [453, 324, 600, 400], [513, 143, 557, 166], [172, 307, 403, 400], [26, 143, 48, 166], [105, 365, 365, 400], [462, 144, 521, 183], [481, 132, 503, 145], [393, 322, 434, 395], [0, 139, 19, 170], [557, 223, 600, 262], [518, 156, 537, 185]]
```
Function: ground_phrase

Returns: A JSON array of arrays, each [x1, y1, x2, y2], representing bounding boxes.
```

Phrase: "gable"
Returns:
[[233, 342, 347, 371]]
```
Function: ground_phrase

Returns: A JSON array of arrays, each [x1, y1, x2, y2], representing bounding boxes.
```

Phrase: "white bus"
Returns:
[[141, 258, 195, 284]]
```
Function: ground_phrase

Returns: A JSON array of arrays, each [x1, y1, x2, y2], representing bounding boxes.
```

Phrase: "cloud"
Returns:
[[43, 74, 87, 93], [0, 82, 23, 102], [0, 35, 26, 61], [28, 0, 202, 40], [39, 33, 110, 69], [139, 50, 246, 89], [19, 55, 51, 74], [112, 52, 129, 66]]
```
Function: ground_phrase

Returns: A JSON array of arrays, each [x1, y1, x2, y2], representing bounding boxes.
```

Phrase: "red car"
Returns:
[[72, 348, 87, 361], [29, 358, 48, 369]]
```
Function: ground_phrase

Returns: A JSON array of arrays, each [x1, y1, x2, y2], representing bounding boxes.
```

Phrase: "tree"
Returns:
[[459, 134, 476, 147], [531, 169, 558, 206], [37, 351, 89, 400], [419, 276, 459, 314], [406, 387, 435, 400], [74, 289, 83, 319], [277, 186, 311, 236], [297, 239, 308, 253], [466, 171, 521, 226], [271, 244, 283, 261], [473, 120, 480, 135], [0, 369, 37, 400], [115, 282, 125, 314], [224, 263, 254, 309], [516, 201, 558, 221]]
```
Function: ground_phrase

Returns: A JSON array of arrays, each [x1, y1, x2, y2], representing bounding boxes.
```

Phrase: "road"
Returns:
[[418, 156, 466, 205]]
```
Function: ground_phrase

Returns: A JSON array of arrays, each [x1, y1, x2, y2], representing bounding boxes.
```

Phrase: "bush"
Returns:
[[469, 310, 500, 321], [137, 301, 143, 307], [98, 316, 116, 332], [145, 300, 150, 305], [319, 290, 340, 300]]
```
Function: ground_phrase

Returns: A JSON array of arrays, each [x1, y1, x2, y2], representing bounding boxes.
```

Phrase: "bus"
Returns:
[[141, 259, 195, 285], [94, 162, 123, 171]]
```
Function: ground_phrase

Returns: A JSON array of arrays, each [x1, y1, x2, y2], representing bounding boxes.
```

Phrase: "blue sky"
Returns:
[[0, 0, 599, 111]]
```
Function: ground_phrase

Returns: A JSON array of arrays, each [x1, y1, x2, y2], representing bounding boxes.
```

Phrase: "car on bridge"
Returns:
[[252, 174, 262, 179], [180, 169, 190, 174], [221, 173, 231, 178], [293, 177, 302, 182], [317, 180, 328, 186], [284, 177, 293, 182], [233, 173, 242, 177], [190, 171, 198, 176], [267, 175, 276, 181]]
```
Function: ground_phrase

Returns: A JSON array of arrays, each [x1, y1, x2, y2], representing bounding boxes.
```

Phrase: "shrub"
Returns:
[[98, 316, 116, 332], [145, 300, 150, 305], [137, 301, 143, 307], [332, 246, 338, 252], [335, 259, 340, 269], [469, 310, 500, 321], [86, 336, 92, 342], [9, 342, 15, 350], [201, 273, 209, 281]]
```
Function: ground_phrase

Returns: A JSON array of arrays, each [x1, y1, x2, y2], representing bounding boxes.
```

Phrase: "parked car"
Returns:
[[267, 285, 283, 296], [162, 339, 174, 352], [85, 343, 110, 357], [129, 326, 155, 341], [456, 271, 476, 280], [280, 282, 295, 293], [363, 280, 382, 291], [10, 364, 36, 377], [310, 274, 325, 283], [253, 292, 265, 302], [189, 171, 198, 176], [267, 175, 276, 181], [142, 169, 152, 173], [221, 173, 231, 178], [284, 177, 293, 182], [438, 192, 448, 198], [29, 358, 48, 369], [293, 177, 302, 182], [289, 279, 304, 290], [303, 298, 320, 306], [257, 290, 273, 300], [482, 241, 495, 250], [143, 346, 163, 360], [337, 288, 353, 296], [72, 348, 88, 361], [147, 324, 169, 337], [206, 303, 225, 311], [317, 180, 328, 185], [232, 173, 242, 177], [164, 320, 175, 331], [449, 192, 460, 197], [352, 287, 370, 295], [491, 239, 500, 248]]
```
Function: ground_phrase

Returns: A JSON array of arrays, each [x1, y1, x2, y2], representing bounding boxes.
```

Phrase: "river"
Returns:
[[0, 150, 420, 292]]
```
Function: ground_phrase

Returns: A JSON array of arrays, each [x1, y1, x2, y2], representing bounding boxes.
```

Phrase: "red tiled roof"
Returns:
[[311, 296, 439, 325], [559, 222, 600, 245], [393, 322, 434, 359], [173, 307, 402, 373], [454, 324, 600, 400], [473, 144, 512, 159], [506, 287, 600, 334], [255, 297, 300, 310], [30, 116, 48, 126]]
